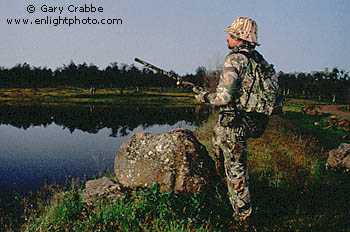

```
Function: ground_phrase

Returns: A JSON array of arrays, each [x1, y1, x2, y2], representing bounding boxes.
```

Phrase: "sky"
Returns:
[[1, 0, 349, 75]]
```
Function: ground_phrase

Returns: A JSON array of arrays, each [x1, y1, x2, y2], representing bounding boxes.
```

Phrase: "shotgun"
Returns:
[[134, 58, 203, 93]]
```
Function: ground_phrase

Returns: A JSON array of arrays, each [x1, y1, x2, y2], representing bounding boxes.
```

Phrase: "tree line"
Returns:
[[278, 67, 350, 103], [0, 61, 203, 92], [0, 61, 349, 103]]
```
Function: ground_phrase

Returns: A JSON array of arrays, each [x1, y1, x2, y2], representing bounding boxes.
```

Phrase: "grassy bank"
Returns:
[[194, 100, 350, 231], [0, 88, 197, 107], [3, 99, 350, 231], [340, 106, 350, 113]]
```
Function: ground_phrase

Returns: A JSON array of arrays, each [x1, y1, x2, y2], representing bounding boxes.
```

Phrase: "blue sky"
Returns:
[[1, 0, 349, 75]]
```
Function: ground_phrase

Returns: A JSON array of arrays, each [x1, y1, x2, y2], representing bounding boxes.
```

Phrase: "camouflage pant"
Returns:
[[213, 111, 268, 220]]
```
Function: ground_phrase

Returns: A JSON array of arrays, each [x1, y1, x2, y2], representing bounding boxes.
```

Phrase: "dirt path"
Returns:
[[318, 105, 350, 118]]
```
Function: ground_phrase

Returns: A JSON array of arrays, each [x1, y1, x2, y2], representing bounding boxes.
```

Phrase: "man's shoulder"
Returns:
[[224, 50, 250, 68], [228, 49, 269, 67], [232, 48, 264, 59]]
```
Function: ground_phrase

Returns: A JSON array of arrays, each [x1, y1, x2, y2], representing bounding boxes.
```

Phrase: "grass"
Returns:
[[282, 98, 349, 148], [0, 87, 198, 107], [2, 98, 350, 231], [17, 181, 232, 232], [340, 105, 350, 113]]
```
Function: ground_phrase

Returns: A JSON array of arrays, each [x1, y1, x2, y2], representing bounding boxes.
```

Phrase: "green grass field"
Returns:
[[0, 88, 198, 107], [1, 96, 350, 231]]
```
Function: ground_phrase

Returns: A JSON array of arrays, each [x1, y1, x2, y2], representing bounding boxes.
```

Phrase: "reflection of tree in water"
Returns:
[[0, 105, 213, 137]]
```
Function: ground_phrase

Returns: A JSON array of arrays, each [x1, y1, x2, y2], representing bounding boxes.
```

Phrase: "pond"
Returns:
[[0, 104, 212, 196]]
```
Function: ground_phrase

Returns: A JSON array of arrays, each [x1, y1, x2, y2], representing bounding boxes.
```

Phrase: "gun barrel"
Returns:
[[134, 58, 175, 80], [134, 57, 202, 91]]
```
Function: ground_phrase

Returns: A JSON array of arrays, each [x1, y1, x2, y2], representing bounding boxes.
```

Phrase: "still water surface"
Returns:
[[0, 105, 211, 194]]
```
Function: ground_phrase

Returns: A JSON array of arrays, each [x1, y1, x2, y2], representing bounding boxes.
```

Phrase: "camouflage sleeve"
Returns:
[[206, 53, 247, 106]]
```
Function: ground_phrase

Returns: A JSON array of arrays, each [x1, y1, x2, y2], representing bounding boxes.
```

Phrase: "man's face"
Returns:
[[226, 34, 243, 49]]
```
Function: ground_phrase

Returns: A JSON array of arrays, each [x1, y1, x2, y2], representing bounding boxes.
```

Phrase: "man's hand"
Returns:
[[193, 87, 209, 103], [195, 91, 209, 103], [192, 86, 201, 94]]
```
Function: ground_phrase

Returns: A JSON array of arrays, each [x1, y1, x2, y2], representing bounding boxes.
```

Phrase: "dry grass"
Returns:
[[194, 112, 323, 187], [0, 88, 197, 107]]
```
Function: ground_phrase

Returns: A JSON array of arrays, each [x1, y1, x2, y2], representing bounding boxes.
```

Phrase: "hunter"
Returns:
[[193, 17, 279, 224]]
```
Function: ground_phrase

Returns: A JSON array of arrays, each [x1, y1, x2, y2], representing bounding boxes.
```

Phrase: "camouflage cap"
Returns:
[[225, 17, 259, 45]]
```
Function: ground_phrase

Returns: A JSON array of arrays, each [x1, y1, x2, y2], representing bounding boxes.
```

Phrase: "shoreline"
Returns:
[[0, 87, 198, 107]]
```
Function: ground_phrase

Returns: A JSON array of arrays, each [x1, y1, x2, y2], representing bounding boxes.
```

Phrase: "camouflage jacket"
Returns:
[[206, 46, 252, 111]]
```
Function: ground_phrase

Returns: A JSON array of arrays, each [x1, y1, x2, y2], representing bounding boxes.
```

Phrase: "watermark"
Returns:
[[5, 3, 123, 27]]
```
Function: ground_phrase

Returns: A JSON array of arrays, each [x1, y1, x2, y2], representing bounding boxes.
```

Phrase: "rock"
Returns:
[[326, 143, 350, 170], [114, 128, 217, 193], [82, 177, 126, 205], [302, 105, 322, 116], [343, 156, 350, 170]]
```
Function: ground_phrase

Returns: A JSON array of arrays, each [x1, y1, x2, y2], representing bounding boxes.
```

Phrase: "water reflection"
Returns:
[[0, 105, 211, 136], [0, 104, 212, 194]]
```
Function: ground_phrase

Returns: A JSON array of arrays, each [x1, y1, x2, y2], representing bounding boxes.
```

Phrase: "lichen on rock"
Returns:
[[326, 143, 350, 170], [114, 128, 217, 193], [82, 177, 126, 205]]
